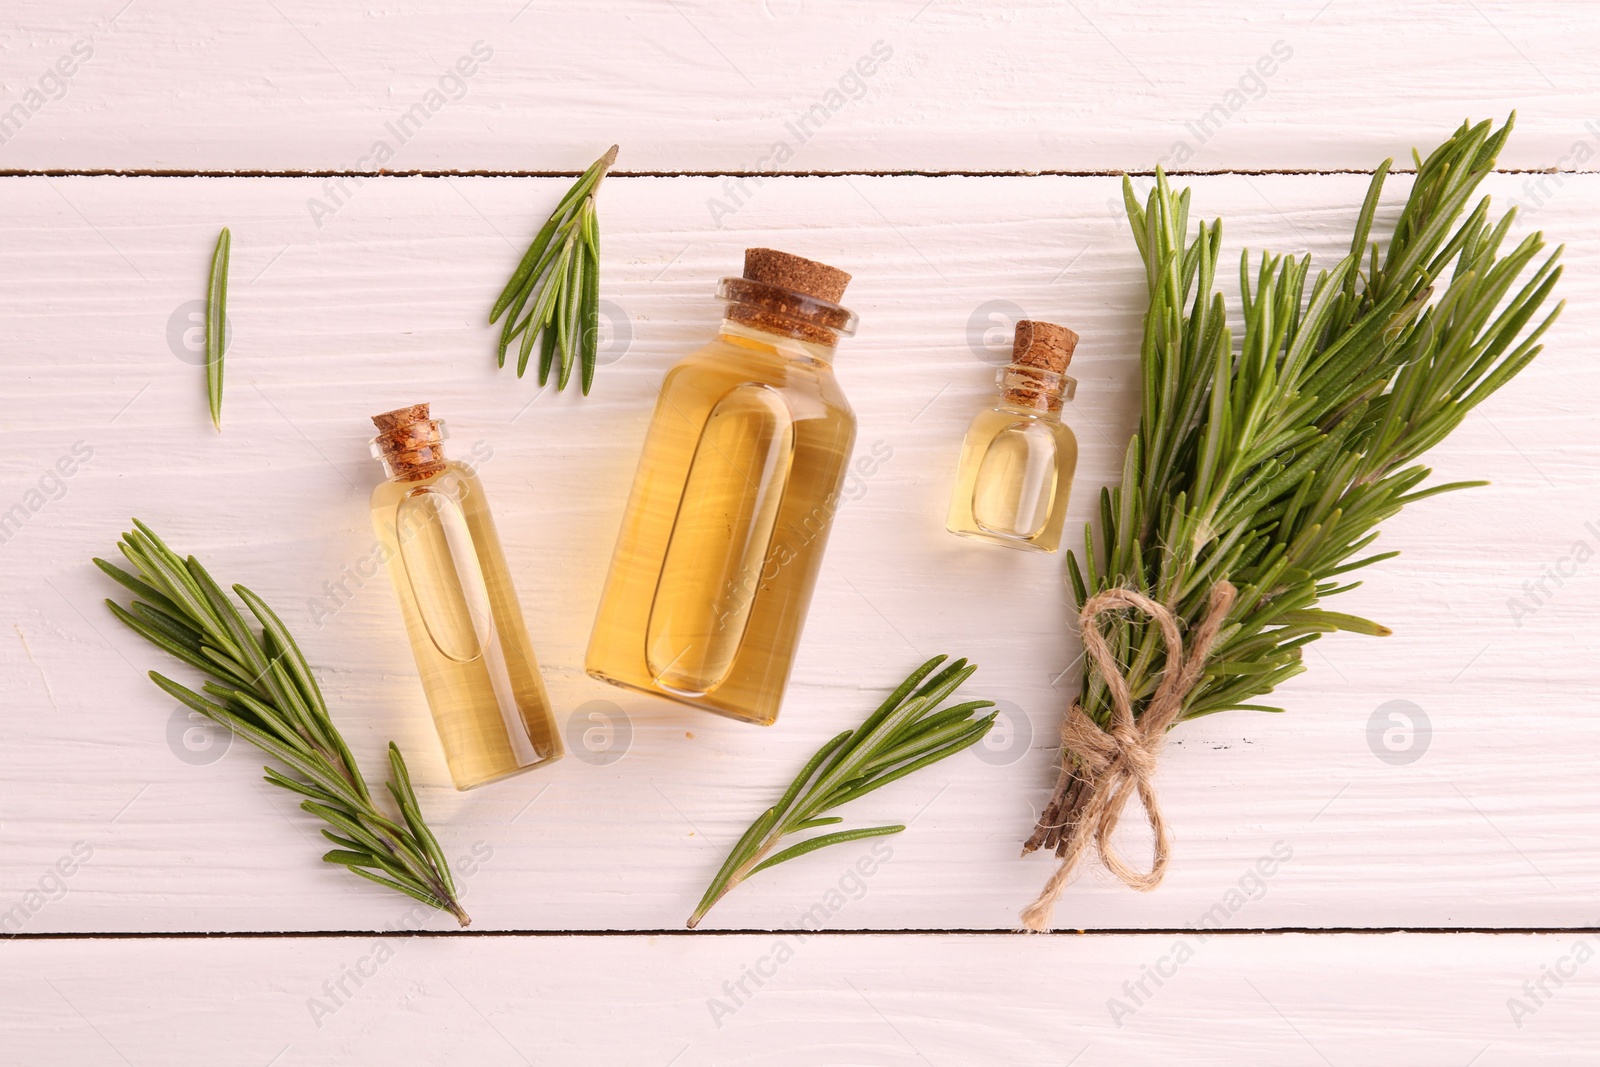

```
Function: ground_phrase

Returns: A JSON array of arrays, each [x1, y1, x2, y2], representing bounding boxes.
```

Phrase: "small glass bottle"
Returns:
[[368, 404, 562, 789], [947, 320, 1079, 553], [586, 248, 858, 726]]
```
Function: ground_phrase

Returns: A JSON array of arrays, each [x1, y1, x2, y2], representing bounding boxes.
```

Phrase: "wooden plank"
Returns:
[[1, 1, 1597, 174], [0, 171, 1594, 933], [3, 932, 1594, 1062]]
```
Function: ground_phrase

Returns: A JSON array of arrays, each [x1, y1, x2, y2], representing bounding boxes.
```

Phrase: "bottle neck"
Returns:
[[717, 318, 840, 364], [996, 364, 1074, 415], [371, 418, 450, 482], [717, 277, 856, 352]]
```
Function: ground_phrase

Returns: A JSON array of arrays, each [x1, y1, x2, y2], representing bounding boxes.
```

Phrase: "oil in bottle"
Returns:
[[369, 404, 562, 789], [947, 320, 1079, 553], [586, 249, 859, 725]]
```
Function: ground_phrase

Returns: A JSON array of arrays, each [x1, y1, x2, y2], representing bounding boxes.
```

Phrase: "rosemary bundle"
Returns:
[[96, 522, 469, 925], [490, 145, 616, 393], [690, 656, 995, 928], [1023, 117, 1562, 929]]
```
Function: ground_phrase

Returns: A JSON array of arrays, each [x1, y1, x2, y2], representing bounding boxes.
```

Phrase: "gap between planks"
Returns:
[[0, 166, 1592, 180], [7, 926, 1600, 942]]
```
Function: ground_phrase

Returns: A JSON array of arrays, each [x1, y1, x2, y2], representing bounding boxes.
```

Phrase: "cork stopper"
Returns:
[[371, 403, 431, 433], [370, 403, 448, 481], [743, 248, 851, 303], [1001, 321, 1079, 411], [721, 248, 857, 347], [1012, 320, 1079, 373]]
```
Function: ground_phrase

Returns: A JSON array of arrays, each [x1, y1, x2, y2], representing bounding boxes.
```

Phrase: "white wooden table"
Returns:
[[4, 1, 1599, 1062]]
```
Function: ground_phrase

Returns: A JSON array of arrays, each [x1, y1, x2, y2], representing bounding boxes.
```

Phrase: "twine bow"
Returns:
[[1020, 581, 1236, 933]]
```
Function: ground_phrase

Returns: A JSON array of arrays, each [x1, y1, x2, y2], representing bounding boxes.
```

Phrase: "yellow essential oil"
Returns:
[[369, 404, 561, 789], [587, 249, 859, 725], [947, 320, 1080, 553]]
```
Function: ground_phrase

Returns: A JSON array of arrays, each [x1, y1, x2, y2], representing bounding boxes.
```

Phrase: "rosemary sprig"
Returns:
[[1028, 116, 1562, 855], [490, 145, 616, 394], [94, 521, 469, 926], [206, 227, 230, 430], [688, 656, 995, 929]]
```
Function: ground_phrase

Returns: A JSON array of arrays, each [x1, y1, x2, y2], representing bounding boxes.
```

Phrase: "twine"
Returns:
[[1020, 581, 1236, 933]]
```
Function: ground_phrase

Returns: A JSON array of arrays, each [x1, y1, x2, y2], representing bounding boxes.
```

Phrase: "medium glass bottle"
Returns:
[[368, 404, 562, 789], [947, 320, 1079, 553], [587, 248, 859, 726]]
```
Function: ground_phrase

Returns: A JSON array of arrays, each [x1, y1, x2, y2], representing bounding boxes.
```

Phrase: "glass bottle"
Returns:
[[586, 248, 859, 726], [368, 404, 562, 789], [947, 320, 1079, 553]]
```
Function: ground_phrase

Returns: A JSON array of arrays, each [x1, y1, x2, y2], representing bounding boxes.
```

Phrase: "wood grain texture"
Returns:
[[1, 171, 1593, 935], [3, 933, 1594, 1064], [2, 1, 1599, 174]]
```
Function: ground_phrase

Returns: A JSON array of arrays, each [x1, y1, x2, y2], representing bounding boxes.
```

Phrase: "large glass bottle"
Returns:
[[368, 404, 562, 789], [947, 320, 1079, 553], [586, 248, 859, 726]]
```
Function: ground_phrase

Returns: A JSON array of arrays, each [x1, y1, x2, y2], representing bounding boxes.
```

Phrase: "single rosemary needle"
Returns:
[[490, 145, 616, 395], [206, 227, 230, 430]]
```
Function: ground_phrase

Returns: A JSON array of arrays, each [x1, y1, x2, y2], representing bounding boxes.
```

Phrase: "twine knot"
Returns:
[[1021, 581, 1236, 932]]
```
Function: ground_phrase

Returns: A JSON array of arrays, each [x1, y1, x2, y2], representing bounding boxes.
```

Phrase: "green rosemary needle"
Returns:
[[688, 656, 996, 929], [95, 521, 469, 926], [490, 145, 616, 394], [206, 227, 230, 430]]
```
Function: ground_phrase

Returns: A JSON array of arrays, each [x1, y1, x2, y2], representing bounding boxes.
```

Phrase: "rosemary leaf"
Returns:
[[491, 145, 616, 394], [264, 767, 344, 807], [97, 523, 471, 926], [687, 656, 994, 929], [323, 849, 380, 868], [748, 825, 906, 877], [94, 557, 180, 613], [345, 865, 447, 911], [206, 227, 230, 430]]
